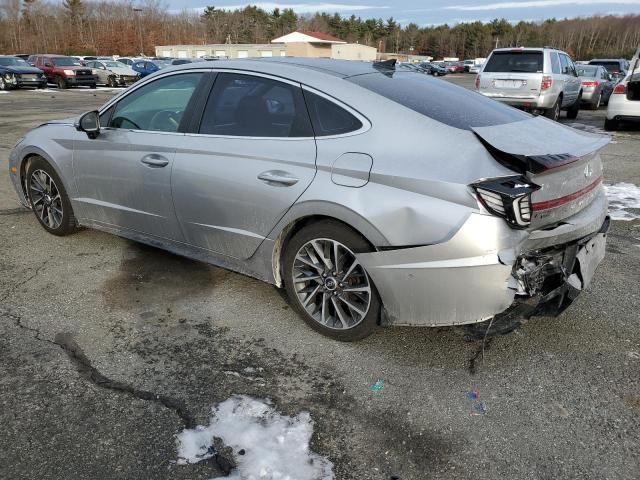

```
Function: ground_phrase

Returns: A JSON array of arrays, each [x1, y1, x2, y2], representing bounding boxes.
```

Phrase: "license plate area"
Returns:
[[494, 79, 526, 89]]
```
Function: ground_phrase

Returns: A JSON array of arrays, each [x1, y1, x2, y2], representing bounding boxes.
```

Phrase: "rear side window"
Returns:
[[348, 72, 530, 131], [199, 73, 313, 137], [303, 91, 363, 136], [550, 52, 561, 74], [483, 51, 543, 73]]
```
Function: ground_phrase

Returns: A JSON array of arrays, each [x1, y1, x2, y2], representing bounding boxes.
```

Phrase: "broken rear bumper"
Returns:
[[357, 212, 609, 327]]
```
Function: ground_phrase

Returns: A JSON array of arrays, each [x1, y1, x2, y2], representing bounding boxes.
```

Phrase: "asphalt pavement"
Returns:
[[1, 77, 639, 480]]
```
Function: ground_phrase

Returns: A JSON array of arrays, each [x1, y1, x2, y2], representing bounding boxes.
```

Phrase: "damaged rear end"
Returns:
[[472, 115, 610, 319]]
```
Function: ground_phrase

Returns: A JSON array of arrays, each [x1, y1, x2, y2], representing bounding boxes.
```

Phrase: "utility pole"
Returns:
[[133, 7, 144, 56]]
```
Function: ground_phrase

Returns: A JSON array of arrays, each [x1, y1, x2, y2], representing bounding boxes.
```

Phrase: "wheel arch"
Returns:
[[270, 210, 386, 287], [19, 150, 72, 207]]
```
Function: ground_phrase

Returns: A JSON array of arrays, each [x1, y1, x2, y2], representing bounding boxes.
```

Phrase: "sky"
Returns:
[[165, 0, 640, 25]]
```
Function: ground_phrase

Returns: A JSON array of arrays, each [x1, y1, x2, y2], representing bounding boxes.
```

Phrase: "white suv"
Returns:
[[476, 47, 582, 121]]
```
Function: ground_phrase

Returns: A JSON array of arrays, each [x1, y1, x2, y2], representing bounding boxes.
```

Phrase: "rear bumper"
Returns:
[[357, 195, 608, 327], [479, 92, 556, 109], [606, 95, 640, 119]]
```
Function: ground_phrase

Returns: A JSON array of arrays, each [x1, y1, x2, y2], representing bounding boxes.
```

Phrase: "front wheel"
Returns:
[[108, 76, 118, 88], [56, 76, 67, 89], [0, 77, 8, 90], [283, 221, 381, 341], [26, 157, 78, 236], [566, 94, 581, 119]]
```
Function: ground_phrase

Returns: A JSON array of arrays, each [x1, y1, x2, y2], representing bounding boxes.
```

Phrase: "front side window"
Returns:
[[109, 73, 203, 132], [199, 73, 313, 137], [559, 54, 570, 74]]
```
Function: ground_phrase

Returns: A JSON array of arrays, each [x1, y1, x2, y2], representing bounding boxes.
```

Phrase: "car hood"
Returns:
[[107, 66, 137, 75], [3, 65, 43, 74]]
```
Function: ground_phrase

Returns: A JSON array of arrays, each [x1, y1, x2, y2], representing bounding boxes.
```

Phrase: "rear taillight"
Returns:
[[541, 75, 552, 91], [475, 75, 480, 89], [613, 83, 626, 94], [581, 80, 598, 87], [472, 176, 540, 229]]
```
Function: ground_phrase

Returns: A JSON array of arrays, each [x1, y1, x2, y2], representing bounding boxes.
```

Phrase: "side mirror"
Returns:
[[76, 111, 100, 139], [44, 62, 53, 67]]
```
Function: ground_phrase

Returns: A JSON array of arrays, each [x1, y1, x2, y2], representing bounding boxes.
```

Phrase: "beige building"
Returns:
[[156, 31, 378, 62], [154, 44, 286, 59]]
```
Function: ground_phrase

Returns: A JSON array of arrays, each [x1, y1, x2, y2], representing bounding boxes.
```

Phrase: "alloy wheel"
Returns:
[[292, 238, 372, 330], [29, 169, 63, 229], [0, 77, 6, 90]]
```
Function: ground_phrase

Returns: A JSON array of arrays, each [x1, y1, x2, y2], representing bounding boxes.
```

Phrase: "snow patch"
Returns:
[[176, 395, 334, 480], [605, 183, 640, 221]]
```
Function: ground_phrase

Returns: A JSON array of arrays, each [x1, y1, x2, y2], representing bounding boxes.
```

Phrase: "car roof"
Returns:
[[164, 58, 387, 79]]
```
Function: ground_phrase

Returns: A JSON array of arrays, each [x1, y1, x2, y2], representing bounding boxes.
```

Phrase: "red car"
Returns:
[[27, 54, 96, 89], [445, 61, 465, 73]]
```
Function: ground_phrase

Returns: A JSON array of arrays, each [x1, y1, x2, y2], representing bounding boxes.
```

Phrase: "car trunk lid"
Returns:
[[472, 116, 609, 229]]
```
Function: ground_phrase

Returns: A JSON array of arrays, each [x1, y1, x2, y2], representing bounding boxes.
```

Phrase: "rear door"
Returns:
[[559, 53, 581, 105], [479, 50, 545, 99], [172, 71, 317, 260]]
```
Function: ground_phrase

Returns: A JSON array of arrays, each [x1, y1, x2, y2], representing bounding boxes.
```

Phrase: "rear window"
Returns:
[[576, 67, 598, 78], [589, 61, 622, 73], [347, 71, 530, 131], [484, 51, 543, 73]]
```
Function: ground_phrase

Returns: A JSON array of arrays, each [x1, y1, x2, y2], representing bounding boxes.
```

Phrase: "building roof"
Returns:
[[271, 31, 346, 44]]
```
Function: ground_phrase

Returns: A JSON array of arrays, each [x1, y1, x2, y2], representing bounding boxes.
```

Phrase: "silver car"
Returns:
[[8, 59, 610, 341], [477, 47, 582, 121], [605, 47, 640, 131], [85, 60, 140, 87], [576, 65, 615, 110]]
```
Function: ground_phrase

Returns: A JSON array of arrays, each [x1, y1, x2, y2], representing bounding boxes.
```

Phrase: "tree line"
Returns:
[[1, 0, 638, 60]]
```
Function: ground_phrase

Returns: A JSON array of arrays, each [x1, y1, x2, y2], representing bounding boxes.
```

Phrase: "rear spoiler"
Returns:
[[472, 116, 609, 174]]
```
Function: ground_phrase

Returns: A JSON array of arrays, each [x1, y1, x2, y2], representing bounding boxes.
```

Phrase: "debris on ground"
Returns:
[[369, 379, 385, 392]]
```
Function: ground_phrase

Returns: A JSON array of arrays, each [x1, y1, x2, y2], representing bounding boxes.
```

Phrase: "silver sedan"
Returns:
[[8, 59, 610, 341]]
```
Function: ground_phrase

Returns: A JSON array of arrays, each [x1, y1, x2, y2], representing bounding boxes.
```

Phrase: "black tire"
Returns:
[[89, 83, 97, 89], [108, 76, 118, 88], [56, 76, 67, 89], [544, 97, 561, 121], [566, 93, 581, 119], [590, 92, 602, 110], [604, 118, 619, 131], [26, 157, 78, 236], [283, 220, 381, 341], [0, 77, 7, 90]]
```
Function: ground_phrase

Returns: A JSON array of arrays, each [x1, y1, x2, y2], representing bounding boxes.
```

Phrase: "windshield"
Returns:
[[52, 57, 82, 66], [104, 61, 123, 68], [576, 67, 597, 77], [484, 51, 543, 73], [0, 57, 30, 67]]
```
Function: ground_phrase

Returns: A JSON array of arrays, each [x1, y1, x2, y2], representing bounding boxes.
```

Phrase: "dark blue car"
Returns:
[[131, 60, 159, 78], [0, 56, 47, 90]]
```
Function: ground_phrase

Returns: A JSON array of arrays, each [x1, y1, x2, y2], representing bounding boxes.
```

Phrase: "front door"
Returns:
[[72, 71, 207, 241], [172, 72, 317, 259]]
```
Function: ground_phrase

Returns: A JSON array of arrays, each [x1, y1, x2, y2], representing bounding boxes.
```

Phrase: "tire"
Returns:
[[283, 220, 381, 341], [0, 77, 7, 90], [26, 157, 78, 236], [566, 93, 581, 119], [108, 76, 118, 88], [544, 97, 561, 121], [604, 118, 619, 131], [56, 76, 67, 89], [590, 92, 601, 110], [89, 83, 97, 89]]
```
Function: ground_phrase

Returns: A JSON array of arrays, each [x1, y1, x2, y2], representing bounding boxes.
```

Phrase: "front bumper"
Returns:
[[357, 206, 609, 327], [3, 74, 47, 88], [67, 76, 96, 86]]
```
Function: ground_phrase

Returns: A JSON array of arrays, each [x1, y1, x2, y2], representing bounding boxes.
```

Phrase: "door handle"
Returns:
[[140, 154, 169, 168], [257, 170, 299, 186]]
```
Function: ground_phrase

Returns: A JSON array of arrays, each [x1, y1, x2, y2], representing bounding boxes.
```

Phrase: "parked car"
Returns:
[[131, 60, 160, 78], [14, 54, 31, 60], [117, 58, 135, 66], [445, 61, 465, 73], [419, 62, 447, 76], [605, 47, 640, 130], [28, 55, 96, 89], [463, 59, 475, 72], [397, 63, 429, 74], [85, 60, 140, 87], [588, 58, 630, 80], [469, 63, 482, 74], [576, 65, 614, 109], [0, 55, 47, 90], [8, 59, 610, 341], [477, 47, 582, 121]]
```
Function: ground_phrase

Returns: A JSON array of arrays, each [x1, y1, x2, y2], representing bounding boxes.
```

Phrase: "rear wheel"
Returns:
[[89, 83, 97, 89], [108, 76, 118, 88], [566, 94, 581, 119], [283, 221, 381, 341], [604, 118, 619, 131], [590, 92, 602, 110], [26, 157, 77, 236], [544, 98, 561, 121], [56, 76, 67, 89]]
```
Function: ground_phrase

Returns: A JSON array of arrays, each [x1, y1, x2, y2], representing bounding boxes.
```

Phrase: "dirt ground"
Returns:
[[1, 77, 639, 480]]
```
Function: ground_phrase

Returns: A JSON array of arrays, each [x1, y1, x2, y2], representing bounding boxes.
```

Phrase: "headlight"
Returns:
[[64, 70, 75, 76]]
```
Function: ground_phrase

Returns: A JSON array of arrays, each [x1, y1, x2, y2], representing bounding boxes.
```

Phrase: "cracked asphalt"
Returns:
[[1, 77, 639, 480]]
